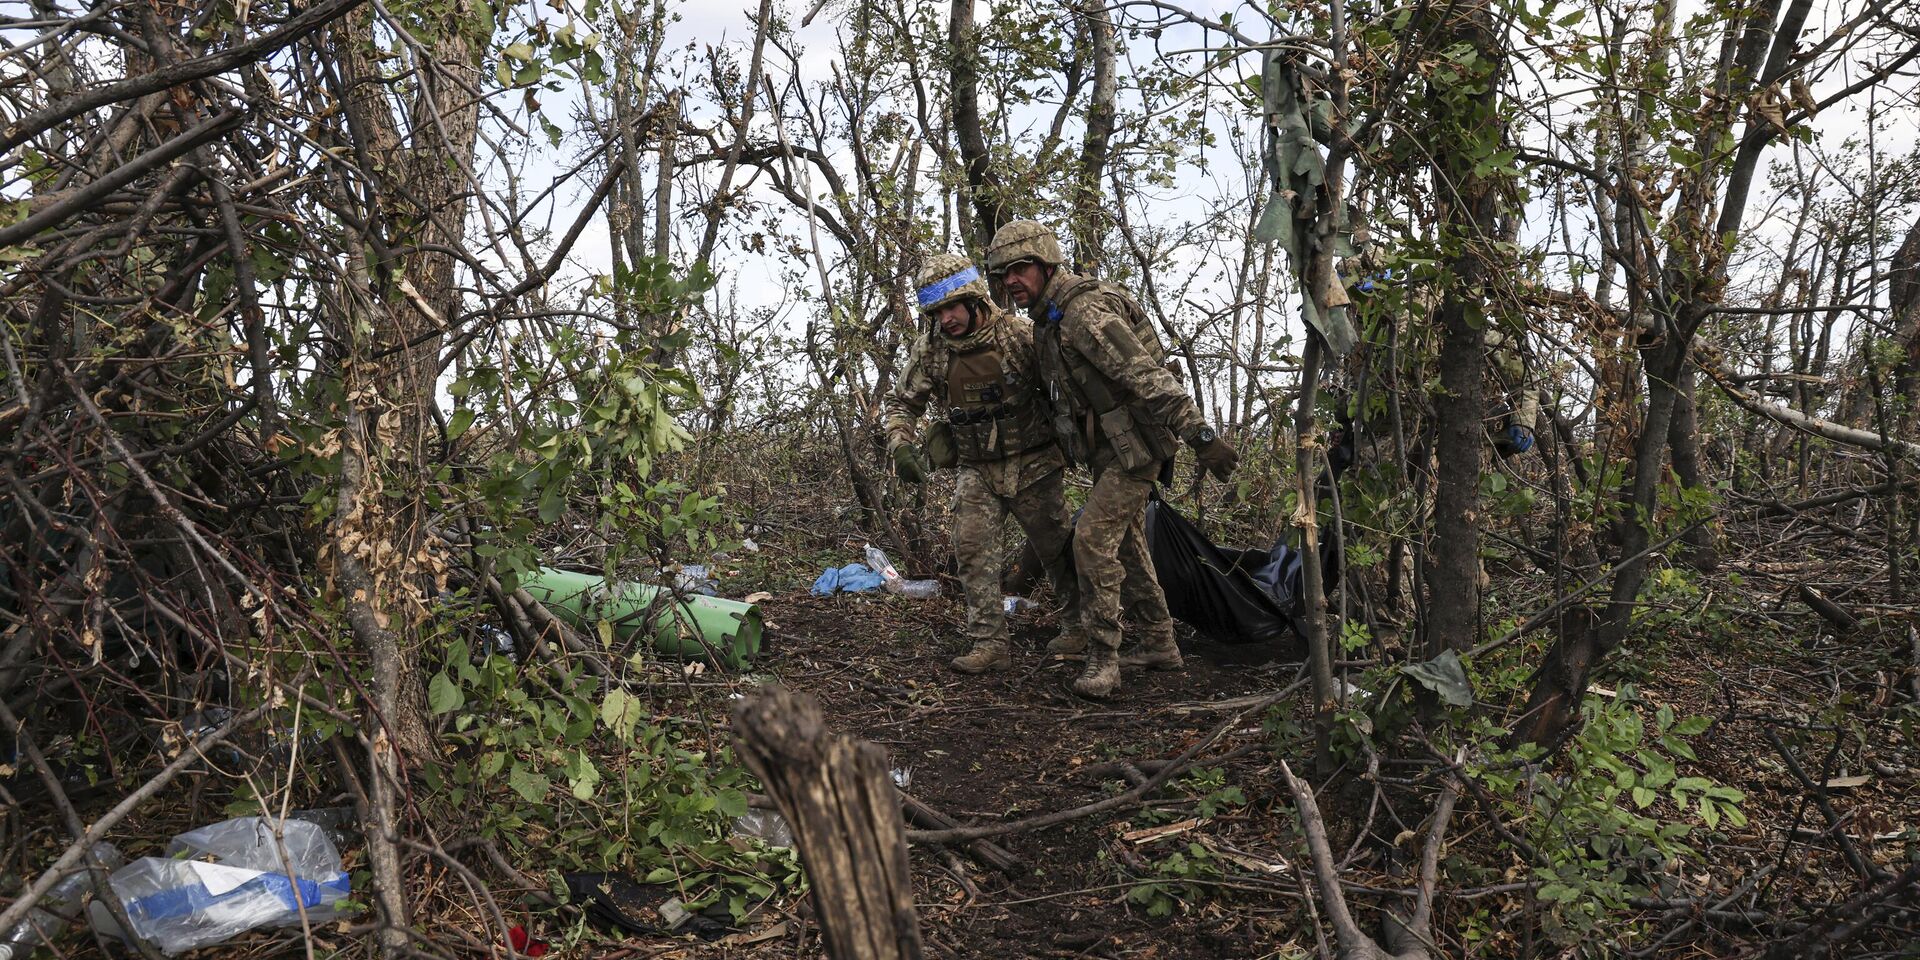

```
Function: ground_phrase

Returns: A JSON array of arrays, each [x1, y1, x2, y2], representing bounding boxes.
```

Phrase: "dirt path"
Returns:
[[757, 594, 1308, 959]]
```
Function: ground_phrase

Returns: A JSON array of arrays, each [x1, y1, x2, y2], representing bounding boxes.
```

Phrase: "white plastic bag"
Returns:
[[104, 817, 349, 954], [863, 544, 942, 599]]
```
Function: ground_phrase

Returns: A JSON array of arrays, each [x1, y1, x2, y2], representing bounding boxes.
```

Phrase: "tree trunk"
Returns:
[[332, 0, 490, 764], [1668, 362, 1717, 568], [1070, 0, 1116, 269], [732, 688, 924, 960], [1294, 336, 1336, 772], [950, 0, 1004, 256], [1421, 0, 1503, 655]]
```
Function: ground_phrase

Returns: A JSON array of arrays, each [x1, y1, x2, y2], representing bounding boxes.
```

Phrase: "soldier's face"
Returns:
[[1001, 261, 1047, 307], [934, 301, 975, 337]]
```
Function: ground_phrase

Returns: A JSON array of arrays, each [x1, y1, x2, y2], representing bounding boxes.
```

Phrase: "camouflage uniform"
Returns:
[[882, 254, 1077, 674], [1486, 326, 1539, 457], [987, 221, 1238, 698]]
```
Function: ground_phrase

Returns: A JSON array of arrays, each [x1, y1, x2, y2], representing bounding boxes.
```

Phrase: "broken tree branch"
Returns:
[[732, 686, 924, 960]]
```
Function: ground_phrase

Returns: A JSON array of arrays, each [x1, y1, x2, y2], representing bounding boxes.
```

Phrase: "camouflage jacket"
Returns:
[[1027, 270, 1208, 476], [882, 308, 1065, 492]]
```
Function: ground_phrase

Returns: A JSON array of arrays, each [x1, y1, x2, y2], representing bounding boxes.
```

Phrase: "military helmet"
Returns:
[[914, 252, 991, 314], [985, 220, 1064, 274]]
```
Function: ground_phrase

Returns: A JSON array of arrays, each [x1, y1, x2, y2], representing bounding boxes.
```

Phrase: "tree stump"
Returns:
[[731, 687, 924, 960]]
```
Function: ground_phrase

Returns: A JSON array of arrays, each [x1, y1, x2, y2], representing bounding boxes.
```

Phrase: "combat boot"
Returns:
[[1120, 632, 1183, 671], [1045, 630, 1088, 655], [950, 638, 1011, 674], [1071, 646, 1121, 698]]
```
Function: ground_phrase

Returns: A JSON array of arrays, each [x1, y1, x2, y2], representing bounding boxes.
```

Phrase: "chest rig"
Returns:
[[939, 327, 1052, 463], [1036, 275, 1179, 472]]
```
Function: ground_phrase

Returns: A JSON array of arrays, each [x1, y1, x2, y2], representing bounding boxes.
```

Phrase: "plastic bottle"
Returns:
[[863, 544, 942, 598], [863, 544, 902, 585], [0, 843, 123, 960], [1002, 596, 1035, 615], [892, 579, 942, 599]]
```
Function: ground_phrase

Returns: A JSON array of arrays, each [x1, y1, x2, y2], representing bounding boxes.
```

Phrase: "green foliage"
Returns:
[[425, 628, 798, 917], [1471, 689, 1744, 946], [450, 257, 717, 590], [1124, 842, 1224, 918], [1179, 766, 1248, 819], [411, 258, 787, 918]]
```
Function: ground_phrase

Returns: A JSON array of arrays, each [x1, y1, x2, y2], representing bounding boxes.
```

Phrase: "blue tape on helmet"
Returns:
[[917, 266, 982, 308]]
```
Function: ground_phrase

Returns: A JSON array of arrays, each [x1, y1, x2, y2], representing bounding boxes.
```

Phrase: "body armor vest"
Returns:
[[939, 331, 1053, 463], [1038, 276, 1179, 472]]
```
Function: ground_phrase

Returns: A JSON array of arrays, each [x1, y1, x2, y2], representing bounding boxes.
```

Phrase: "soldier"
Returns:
[[1486, 325, 1538, 458], [882, 253, 1080, 675], [984, 221, 1239, 698]]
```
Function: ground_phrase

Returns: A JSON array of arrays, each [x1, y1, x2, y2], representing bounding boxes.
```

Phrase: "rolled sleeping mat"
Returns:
[[521, 566, 764, 669]]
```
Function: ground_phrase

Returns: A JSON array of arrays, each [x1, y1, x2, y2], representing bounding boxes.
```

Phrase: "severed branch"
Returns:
[[1701, 354, 1920, 461], [733, 687, 924, 960], [1794, 585, 1859, 635], [1763, 727, 1889, 884], [1278, 758, 1459, 960], [897, 790, 1025, 877]]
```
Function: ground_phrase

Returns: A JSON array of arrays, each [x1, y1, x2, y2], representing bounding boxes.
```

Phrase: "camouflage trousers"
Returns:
[[1074, 463, 1175, 653], [952, 462, 1077, 643]]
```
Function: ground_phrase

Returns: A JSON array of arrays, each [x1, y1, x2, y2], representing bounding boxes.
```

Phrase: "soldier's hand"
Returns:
[[1195, 435, 1239, 481], [893, 443, 928, 484]]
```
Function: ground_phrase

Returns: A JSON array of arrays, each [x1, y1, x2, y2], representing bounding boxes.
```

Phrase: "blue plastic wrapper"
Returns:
[[105, 817, 349, 954], [810, 563, 886, 595]]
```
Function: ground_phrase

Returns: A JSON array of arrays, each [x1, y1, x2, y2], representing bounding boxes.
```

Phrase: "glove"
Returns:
[[1194, 435, 1240, 481], [1504, 425, 1535, 456], [893, 443, 928, 483]]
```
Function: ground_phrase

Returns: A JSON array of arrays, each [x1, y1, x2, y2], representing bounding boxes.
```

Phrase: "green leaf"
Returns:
[[1672, 715, 1713, 736], [428, 671, 464, 715], [644, 866, 676, 884], [600, 688, 642, 741], [508, 763, 549, 804], [1402, 650, 1474, 707], [538, 485, 566, 522], [568, 759, 601, 800], [714, 788, 749, 818], [447, 408, 477, 440], [1632, 786, 1656, 808], [503, 41, 536, 62]]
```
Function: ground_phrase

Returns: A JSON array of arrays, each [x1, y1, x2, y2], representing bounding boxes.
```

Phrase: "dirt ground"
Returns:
[[669, 516, 1919, 960], [23, 520, 1916, 959], [757, 594, 1307, 959]]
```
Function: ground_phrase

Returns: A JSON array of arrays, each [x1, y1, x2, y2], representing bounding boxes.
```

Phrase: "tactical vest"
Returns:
[[1038, 276, 1179, 472], [937, 330, 1053, 463]]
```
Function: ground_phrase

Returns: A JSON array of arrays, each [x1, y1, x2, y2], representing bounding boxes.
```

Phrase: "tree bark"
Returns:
[[331, 1, 491, 766], [1294, 336, 1336, 772], [732, 688, 924, 960], [1421, 0, 1503, 655], [1070, 0, 1116, 269], [950, 0, 1004, 255], [1667, 362, 1717, 568]]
